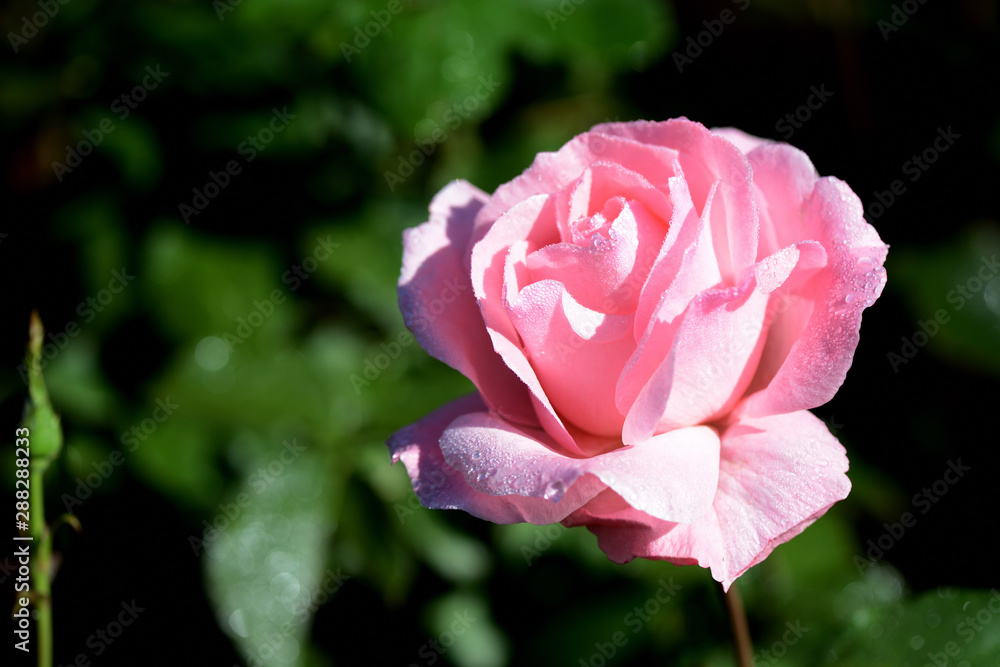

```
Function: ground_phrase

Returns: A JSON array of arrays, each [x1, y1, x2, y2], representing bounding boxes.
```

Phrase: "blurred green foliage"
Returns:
[[888, 223, 1000, 374]]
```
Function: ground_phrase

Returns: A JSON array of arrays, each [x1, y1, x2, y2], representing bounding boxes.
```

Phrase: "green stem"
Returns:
[[30, 458, 54, 667], [21, 312, 64, 667], [722, 581, 753, 667]]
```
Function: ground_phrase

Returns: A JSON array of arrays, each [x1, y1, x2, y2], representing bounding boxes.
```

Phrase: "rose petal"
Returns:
[[593, 119, 759, 285], [711, 127, 771, 155], [471, 193, 560, 345], [485, 328, 583, 455], [622, 270, 771, 444], [744, 143, 824, 262], [508, 280, 634, 437], [568, 410, 850, 590], [526, 197, 666, 315], [741, 240, 828, 399], [472, 132, 681, 244], [738, 157, 889, 418], [632, 162, 711, 339], [621, 238, 827, 439], [399, 180, 536, 426], [617, 178, 725, 418], [439, 411, 721, 524], [389, 394, 605, 524]]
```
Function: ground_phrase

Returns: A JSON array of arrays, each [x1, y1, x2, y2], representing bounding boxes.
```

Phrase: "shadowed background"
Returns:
[[2, 0, 999, 665]]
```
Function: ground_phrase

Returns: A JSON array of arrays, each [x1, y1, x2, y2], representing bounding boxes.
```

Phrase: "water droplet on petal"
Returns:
[[845, 293, 857, 304], [590, 232, 608, 251], [543, 480, 566, 501]]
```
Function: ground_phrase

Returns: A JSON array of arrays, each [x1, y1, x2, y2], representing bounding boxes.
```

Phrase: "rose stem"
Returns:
[[721, 580, 753, 667]]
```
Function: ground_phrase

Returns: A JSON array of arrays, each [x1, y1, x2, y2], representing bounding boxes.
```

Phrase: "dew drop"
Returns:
[[591, 233, 609, 251], [472, 451, 482, 460], [543, 480, 566, 501], [845, 293, 857, 304]]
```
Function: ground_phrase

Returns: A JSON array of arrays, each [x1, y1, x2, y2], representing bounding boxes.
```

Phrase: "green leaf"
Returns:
[[424, 591, 509, 667], [204, 443, 336, 667]]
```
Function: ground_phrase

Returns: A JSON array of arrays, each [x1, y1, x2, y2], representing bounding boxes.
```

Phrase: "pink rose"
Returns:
[[388, 118, 887, 589]]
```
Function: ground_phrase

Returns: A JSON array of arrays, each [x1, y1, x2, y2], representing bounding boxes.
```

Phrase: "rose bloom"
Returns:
[[388, 119, 887, 588]]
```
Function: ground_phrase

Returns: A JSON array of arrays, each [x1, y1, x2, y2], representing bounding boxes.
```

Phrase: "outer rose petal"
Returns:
[[565, 410, 850, 590], [711, 127, 771, 155], [439, 411, 721, 524], [399, 180, 535, 426], [388, 394, 605, 524], [738, 145, 888, 417]]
